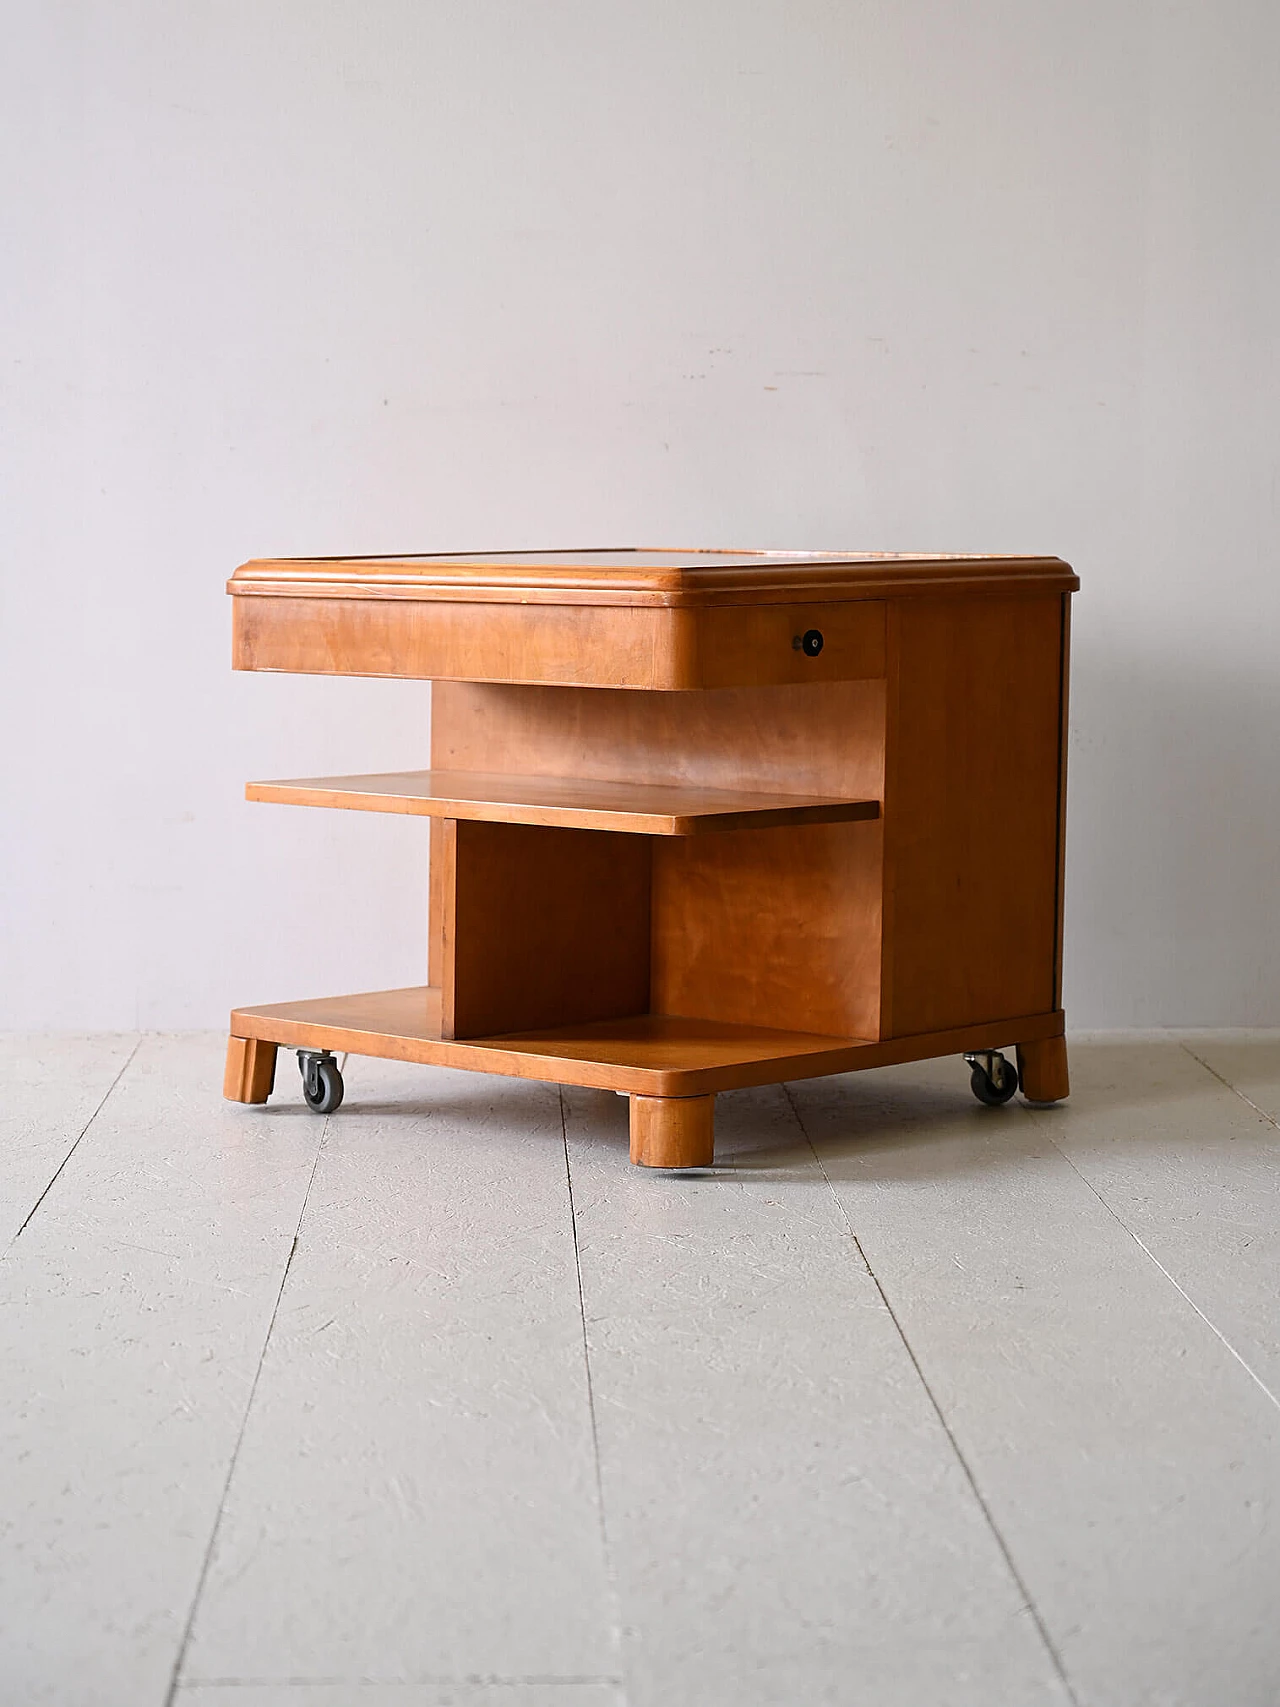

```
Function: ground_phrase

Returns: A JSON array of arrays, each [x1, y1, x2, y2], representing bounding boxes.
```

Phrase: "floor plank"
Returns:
[[180, 1060, 614, 1688], [0, 1032, 139, 1244], [0, 1034, 325, 1707], [789, 1056, 1280, 1707], [563, 1082, 1071, 1707], [6, 1035, 1280, 1706], [1182, 1035, 1280, 1131], [1037, 1040, 1280, 1404]]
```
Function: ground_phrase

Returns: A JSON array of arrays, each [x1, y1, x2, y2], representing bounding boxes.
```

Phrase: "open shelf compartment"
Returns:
[[247, 767, 879, 836]]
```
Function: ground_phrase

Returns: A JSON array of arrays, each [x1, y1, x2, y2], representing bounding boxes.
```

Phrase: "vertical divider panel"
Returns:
[[428, 818, 445, 989]]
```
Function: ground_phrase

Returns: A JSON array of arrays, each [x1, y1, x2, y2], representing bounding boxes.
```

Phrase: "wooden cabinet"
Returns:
[[224, 549, 1076, 1166]]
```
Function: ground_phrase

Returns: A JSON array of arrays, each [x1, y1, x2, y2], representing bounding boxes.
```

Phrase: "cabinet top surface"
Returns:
[[229, 548, 1078, 606]]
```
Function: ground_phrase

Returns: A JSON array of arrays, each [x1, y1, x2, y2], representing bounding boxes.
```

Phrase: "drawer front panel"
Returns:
[[232, 595, 675, 688], [691, 601, 886, 688], [232, 594, 887, 689]]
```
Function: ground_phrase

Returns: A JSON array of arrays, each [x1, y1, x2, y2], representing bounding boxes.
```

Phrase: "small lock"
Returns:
[[791, 628, 824, 657]]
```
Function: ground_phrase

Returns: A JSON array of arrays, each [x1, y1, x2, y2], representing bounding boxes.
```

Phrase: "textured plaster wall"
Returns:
[[3, 1, 1278, 1027]]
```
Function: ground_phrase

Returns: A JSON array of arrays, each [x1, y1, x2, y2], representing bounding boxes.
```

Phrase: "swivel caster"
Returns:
[[965, 1050, 1018, 1106], [298, 1049, 344, 1114]]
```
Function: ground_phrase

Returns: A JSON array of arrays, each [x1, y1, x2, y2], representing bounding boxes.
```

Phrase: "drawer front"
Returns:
[[232, 594, 887, 690], [690, 601, 886, 688], [233, 595, 677, 688]]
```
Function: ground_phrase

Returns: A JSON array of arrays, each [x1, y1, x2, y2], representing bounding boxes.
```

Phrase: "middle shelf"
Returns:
[[246, 767, 880, 836]]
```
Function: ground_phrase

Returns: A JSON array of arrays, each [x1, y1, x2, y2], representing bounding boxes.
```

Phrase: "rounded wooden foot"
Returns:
[[629, 1094, 715, 1168], [224, 1035, 277, 1103], [1016, 1034, 1069, 1102]]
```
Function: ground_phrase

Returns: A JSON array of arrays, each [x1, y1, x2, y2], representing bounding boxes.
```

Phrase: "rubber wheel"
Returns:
[[301, 1056, 344, 1114], [970, 1056, 1018, 1106]]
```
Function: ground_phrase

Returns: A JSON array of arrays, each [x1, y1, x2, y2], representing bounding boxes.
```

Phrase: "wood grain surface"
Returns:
[[229, 549, 1079, 607], [232, 593, 891, 689], [1016, 1034, 1071, 1102], [222, 1036, 277, 1104], [431, 678, 887, 798], [232, 594, 678, 689], [440, 820, 651, 1039], [429, 678, 889, 1040], [228, 985, 1064, 1097], [651, 820, 884, 1039], [629, 1094, 716, 1168], [247, 768, 878, 836], [879, 593, 1066, 1039]]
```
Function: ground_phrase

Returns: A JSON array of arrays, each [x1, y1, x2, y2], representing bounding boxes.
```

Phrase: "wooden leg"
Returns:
[[224, 1036, 277, 1104], [629, 1093, 715, 1168], [1016, 1034, 1069, 1103]]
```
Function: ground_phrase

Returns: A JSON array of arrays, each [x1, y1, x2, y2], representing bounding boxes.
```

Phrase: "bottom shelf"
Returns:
[[229, 985, 1064, 1097]]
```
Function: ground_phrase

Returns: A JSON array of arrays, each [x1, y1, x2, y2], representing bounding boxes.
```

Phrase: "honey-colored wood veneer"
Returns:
[[232, 593, 885, 691], [226, 984, 1065, 1097], [440, 820, 651, 1039], [1016, 1034, 1071, 1103], [223, 1035, 277, 1104], [879, 594, 1065, 1037], [246, 768, 878, 836], [629, 1095, 715, 1169]]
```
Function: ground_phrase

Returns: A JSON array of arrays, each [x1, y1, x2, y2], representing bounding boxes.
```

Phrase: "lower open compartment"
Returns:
[[228, 982, 1066, 1102], [227, 983, 868, 1096], [229, 787, 889, 1106], [432, 813, 886, 1045]]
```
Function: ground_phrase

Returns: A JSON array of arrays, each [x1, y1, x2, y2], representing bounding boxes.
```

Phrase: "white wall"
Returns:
[[2, 1, 1277, 1030]]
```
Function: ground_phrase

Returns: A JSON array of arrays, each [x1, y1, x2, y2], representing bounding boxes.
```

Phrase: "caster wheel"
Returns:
[[966, 1051, 1018, 1106], [298, 1050, 344, 1114]]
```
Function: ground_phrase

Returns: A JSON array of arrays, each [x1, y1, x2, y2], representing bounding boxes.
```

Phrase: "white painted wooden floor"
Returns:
[[3, 1035, 1279, 1707]]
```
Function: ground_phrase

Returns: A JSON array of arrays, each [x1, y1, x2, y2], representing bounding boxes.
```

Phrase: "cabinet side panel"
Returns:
[[651, 820, 883, 1039], [442, 821, 651, 1039], [881, 594, 1065, 1037], [1053, 593, 1072, 1008]]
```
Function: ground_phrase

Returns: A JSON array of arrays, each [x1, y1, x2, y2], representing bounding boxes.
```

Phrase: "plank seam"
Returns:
[[5, 1036, 143, 1252], [559, 1087, 629, 1706], [1040, 1099, 1280, 1419], [1179, 1042, 1280, 1136], [175, 1674, 625, 1689], [164, 1118, 331, 1706], [781, 1083, 1082, 1707]]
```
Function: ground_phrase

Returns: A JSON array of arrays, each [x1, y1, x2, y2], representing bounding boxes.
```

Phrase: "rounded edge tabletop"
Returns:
[[227, 548, 1079, 607]]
